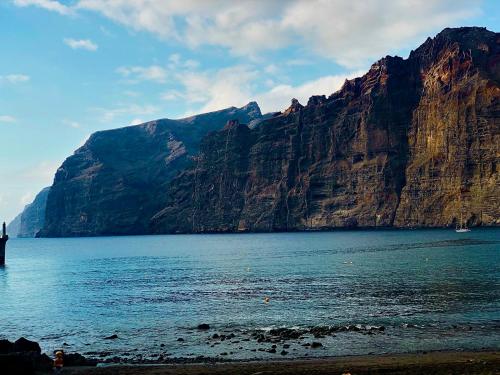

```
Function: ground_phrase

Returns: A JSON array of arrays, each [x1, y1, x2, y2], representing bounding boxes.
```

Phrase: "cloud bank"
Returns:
[[72, 0, 479, 67]]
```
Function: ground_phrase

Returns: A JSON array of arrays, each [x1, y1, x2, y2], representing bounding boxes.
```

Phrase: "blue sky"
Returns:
[[0, 0, 498, 222]]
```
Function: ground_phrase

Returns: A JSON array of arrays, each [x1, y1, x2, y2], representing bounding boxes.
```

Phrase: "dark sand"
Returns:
[[61, 351, 500, 374]]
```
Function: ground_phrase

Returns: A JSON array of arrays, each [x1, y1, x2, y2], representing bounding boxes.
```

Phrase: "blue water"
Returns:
[[0, 229, 499, 360]]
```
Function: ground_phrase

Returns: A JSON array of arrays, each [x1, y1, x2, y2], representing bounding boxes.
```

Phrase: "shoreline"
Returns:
[[60, 350, 500, 374], [30, 225, 500, 239]]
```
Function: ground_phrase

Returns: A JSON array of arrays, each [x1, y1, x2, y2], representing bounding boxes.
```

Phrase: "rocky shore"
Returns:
[[1, 333, 498, 374], [0, 337, 97, 374], [79, 324, 387, 365], [2, 322, 498, 374]]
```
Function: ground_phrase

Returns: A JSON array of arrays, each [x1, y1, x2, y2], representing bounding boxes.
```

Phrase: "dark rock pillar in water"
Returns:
[[0, 222, 8, 265]]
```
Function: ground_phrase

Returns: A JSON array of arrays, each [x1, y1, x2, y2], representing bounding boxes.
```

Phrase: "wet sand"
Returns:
[[62, 351, 500, 374]]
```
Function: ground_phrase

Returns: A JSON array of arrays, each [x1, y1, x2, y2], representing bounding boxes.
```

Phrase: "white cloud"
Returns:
[[94, 104, 160, 123], [74, 0, 479, 67], [21, 160, 60, 183], [124, 90, 141, 97], [255, 70, 366, 113], [15, 1, 481, 66], [0, 115, 16, 123], [167, 53, 200, 70], [116, 65, 167, 83], [64, 38, 98, 51], [183, 59, 199, 69], [20, 192, 35, 206], [168, 53, 181, 65], [0, 74, 30, 83], [129, 118, 144, 125], [165, 65, 259, 114], [13, 0, 73, 15], [163, 62, 365, 115], [0, 159, 62, 222], [161, 90, 182, 101], [62, 119, 81, 128]]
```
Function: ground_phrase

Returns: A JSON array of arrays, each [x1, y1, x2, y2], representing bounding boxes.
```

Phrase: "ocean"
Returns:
[[1, 229, 498, 361]]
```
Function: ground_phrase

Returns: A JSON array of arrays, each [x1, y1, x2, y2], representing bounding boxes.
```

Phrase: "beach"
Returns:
[[61, 351, 500, 374]]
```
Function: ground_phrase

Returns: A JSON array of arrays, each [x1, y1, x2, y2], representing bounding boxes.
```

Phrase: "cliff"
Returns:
[[151, 27, 499, 233], [36, 27, 499, 237], [38, 103, 262, 237], [7, 213, 21, 238], [394, 28, 500, 226], [8, 187, 50, 237]]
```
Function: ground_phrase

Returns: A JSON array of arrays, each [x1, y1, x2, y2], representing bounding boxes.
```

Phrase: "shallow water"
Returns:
[[0, 229, 499, 360]]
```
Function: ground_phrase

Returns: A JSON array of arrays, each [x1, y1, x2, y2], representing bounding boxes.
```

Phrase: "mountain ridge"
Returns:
[[37, 103, 263, 237], [10, 26, 498, 237], [150, 26, 499, 233]]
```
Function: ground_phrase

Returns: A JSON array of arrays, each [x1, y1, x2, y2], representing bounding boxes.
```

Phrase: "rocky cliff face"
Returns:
[[151, 27, 499, 233], [394, 28, 500, 227], [7, 213, 21, 238], [8, 187, 50, 237], [39, 103, 262, 237]]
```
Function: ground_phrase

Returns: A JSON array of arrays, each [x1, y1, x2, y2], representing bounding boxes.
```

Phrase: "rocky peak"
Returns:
[[409, 27, 497, 67], [283, 98, 304, 115], [307, 95, 327, 106], [241, 101, 262, 118]]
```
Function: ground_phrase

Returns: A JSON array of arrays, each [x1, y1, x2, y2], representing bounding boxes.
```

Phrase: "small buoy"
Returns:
[[246, 267, 251, 272]]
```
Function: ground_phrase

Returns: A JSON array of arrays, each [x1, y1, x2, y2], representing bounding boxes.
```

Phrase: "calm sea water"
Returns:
[[0, 229, 499, 360]]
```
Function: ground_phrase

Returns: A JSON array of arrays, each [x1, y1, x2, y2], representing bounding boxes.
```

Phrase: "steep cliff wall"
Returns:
[[39, 103, 262, 237], [151, 27, 499, 233], [8, 187, 50, 237], [7, 213, 21, 238], [19, 187, 51, 237], [394, 28, 500, 226]]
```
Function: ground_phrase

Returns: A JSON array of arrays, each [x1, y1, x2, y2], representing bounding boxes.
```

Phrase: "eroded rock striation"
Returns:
[[39, 103, 262, 237], [151, 27, 499, 233], [35, 27, 499, 237]]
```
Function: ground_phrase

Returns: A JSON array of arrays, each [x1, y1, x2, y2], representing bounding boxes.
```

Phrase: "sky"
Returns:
[[0, 0, 498, 223]]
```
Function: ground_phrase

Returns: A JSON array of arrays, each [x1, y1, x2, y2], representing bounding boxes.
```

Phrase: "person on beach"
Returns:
[[53, 351, 64, 373]]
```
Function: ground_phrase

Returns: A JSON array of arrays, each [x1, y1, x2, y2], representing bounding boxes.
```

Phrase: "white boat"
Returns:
[[455, 211, 471, 233]]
